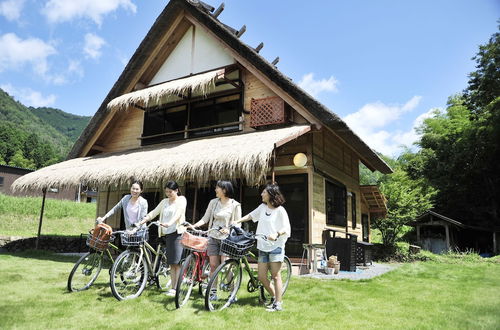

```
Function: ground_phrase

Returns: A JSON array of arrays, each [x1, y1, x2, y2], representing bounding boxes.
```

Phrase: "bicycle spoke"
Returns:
[[110, 251, 148, 300], [205, 259, 242, 311], [175, 254, 196, 308], [67, 251, 103, 292]]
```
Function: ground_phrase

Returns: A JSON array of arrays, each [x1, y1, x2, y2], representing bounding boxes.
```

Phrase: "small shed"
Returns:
[[410, 211, 498, 255], [0, 164, 78, 201]]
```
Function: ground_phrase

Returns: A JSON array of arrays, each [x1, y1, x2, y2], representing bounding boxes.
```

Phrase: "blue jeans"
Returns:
[[258, 247, 285, 263]]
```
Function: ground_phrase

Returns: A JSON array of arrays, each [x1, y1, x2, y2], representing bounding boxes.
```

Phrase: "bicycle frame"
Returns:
[[131, 240, 164, 276]]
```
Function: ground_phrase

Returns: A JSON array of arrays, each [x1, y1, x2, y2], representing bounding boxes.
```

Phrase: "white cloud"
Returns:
[[0, 33, 56, 77], [0, 0, 25, 21], [68, 60, 84, 78], [298, 72, 338, 97], [343, 96, 431, 155], [1, 84, 57, 107], [83, 33, 106, 59], [41, 0, 137, 26]]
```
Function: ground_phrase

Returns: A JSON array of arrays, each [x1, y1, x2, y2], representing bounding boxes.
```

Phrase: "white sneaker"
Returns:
[[265, 297, 276, 308], [166, 289, 176, 296], [266, 301, 283, 312]]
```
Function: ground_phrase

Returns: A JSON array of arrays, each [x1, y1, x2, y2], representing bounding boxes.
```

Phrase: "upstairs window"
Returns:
[[141, 67, 242, 146], [325, 179, 347, 227]]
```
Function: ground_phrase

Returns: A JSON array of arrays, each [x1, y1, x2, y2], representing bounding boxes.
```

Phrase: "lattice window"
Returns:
[[250, 96, 286, 127]]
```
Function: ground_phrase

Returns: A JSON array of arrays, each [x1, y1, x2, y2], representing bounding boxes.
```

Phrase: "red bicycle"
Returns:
[[175, 227, 222, 308]]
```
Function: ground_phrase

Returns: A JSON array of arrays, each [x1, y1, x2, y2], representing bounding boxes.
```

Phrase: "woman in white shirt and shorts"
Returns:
[[237, 184, 291, 312]]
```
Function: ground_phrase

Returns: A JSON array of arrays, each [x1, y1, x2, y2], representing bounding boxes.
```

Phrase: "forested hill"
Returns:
[[0, 88, 91, 169], [29, 106, 91, 142]]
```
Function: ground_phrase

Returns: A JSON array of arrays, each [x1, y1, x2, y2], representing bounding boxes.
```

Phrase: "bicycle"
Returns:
[[67, 228, 121, 292], [204, 230, 292, 311], [109, 222, 172, 300], [174, 226, 223, 309]]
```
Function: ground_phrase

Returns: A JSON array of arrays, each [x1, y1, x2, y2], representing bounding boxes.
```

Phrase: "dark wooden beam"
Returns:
[[255, 42, 264, 53], [212, 3, 224, 18], [236, 25, 246, 38]]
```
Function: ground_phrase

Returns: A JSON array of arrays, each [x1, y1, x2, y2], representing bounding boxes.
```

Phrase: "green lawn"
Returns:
[[0, 194, 96, 237], [0, 250, 499, 329]]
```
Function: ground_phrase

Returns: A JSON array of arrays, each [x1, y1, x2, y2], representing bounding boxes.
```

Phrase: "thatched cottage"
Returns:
[[13, 0, 391, 256]]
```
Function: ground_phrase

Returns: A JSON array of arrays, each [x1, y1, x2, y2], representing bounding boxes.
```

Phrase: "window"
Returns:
[[141, 69, 243, 146], [362, 214, 369, 242], [351, 192, 357, 229], [325, 179, 347, 227]]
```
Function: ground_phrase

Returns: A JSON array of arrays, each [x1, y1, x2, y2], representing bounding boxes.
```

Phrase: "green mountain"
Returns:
[[0, 88, 91, 168], [29, 106, 91, 142]]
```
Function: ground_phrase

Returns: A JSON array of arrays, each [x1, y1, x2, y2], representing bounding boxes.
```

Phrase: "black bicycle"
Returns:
[[67, 228, 121, 292], [204, 229, 292, 311]]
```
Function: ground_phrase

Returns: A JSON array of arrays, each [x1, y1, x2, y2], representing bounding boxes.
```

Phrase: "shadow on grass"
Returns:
[[0, 249, 82, 263]]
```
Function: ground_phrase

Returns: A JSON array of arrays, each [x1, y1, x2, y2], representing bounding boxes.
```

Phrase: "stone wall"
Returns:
[[0, 235, 86, 252]]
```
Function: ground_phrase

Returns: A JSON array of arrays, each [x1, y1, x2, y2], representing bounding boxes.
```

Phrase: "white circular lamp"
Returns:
[[293, 152, 308, 167]]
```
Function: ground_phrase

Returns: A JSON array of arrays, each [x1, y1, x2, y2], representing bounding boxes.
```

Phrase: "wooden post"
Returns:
[[416, 225, 421, 243], [271, 145, 276, 183], [192, 184, 198, 223], [445, 224, 450, 251], [493, 232, 497, 255], [35, 188, 47, 250]]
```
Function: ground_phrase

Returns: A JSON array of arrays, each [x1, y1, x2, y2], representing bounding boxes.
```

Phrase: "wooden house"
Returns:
[[1, 164, 76, 201], [13, 0, 391, 256]]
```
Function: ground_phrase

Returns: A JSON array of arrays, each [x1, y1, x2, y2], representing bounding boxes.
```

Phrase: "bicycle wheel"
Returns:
[[155, 254, 172, 292], [259, 256, 292, 303], [198, 258, 210, 297], [67, 251, 103, 292], [110, 250, 148, 300], [175, 254, 196, 308], [205, 259, 242, 311]]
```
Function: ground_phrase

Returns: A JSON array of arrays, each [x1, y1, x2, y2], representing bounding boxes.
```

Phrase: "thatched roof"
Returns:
[[107, 68, 225, 111], [67, 0, 392, 174], [12, 125, 311, 191]]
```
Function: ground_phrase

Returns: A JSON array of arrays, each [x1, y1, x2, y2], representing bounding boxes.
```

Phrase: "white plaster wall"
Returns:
[[150, 26, 235, 85]]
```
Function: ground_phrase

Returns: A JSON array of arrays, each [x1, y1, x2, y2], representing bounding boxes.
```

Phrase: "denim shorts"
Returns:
[[258, 247, 285, 263]]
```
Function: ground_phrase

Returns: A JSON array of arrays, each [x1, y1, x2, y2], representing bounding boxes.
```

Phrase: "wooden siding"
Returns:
[[311, 128, 365, 241], [97, 108, 143, 153], [242, 70, 277, 132]]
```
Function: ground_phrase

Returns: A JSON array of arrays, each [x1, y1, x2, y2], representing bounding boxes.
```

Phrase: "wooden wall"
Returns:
[[96, 108, 143, 153], [310, 128, 365, 242]]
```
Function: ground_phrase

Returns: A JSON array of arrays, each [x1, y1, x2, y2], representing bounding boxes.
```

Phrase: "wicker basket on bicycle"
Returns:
[[181, 230, 208, 252], [121, 229, 149, 246], [220, 227, 256, 258], [86, 223, 114, 252]]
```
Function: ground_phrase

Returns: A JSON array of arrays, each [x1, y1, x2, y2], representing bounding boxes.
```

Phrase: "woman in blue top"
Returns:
[[97, 181, 148, 230]]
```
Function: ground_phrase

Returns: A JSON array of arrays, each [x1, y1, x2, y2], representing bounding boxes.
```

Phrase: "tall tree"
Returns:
[[406, 26, 500, 228]]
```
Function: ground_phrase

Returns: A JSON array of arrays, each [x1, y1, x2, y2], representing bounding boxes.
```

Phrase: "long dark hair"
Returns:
[[264, 183, 285, 207], [130, 180, 143, 191], [164, 181, 181, 195], [216, 180, 234, 198]]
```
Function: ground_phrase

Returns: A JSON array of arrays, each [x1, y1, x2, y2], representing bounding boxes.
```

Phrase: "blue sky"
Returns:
[[0, 0, 498, 156]]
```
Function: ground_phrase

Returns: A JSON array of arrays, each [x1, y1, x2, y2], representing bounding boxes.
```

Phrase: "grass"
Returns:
[[0, 250, 499, 329], [0, 194, 96, 237]]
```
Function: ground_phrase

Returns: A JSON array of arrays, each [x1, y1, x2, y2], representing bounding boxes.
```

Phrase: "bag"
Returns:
[[88, 223, 113, 251], [181, 231, 208, 252], [226, 226, 255, 246]]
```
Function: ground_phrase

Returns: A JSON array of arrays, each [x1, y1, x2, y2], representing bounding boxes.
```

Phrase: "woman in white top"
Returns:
[[97, 181, 148, 230], [237, 184, 291, 312], [191, 180, 241, 275], [137, 181, 187, 296]]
